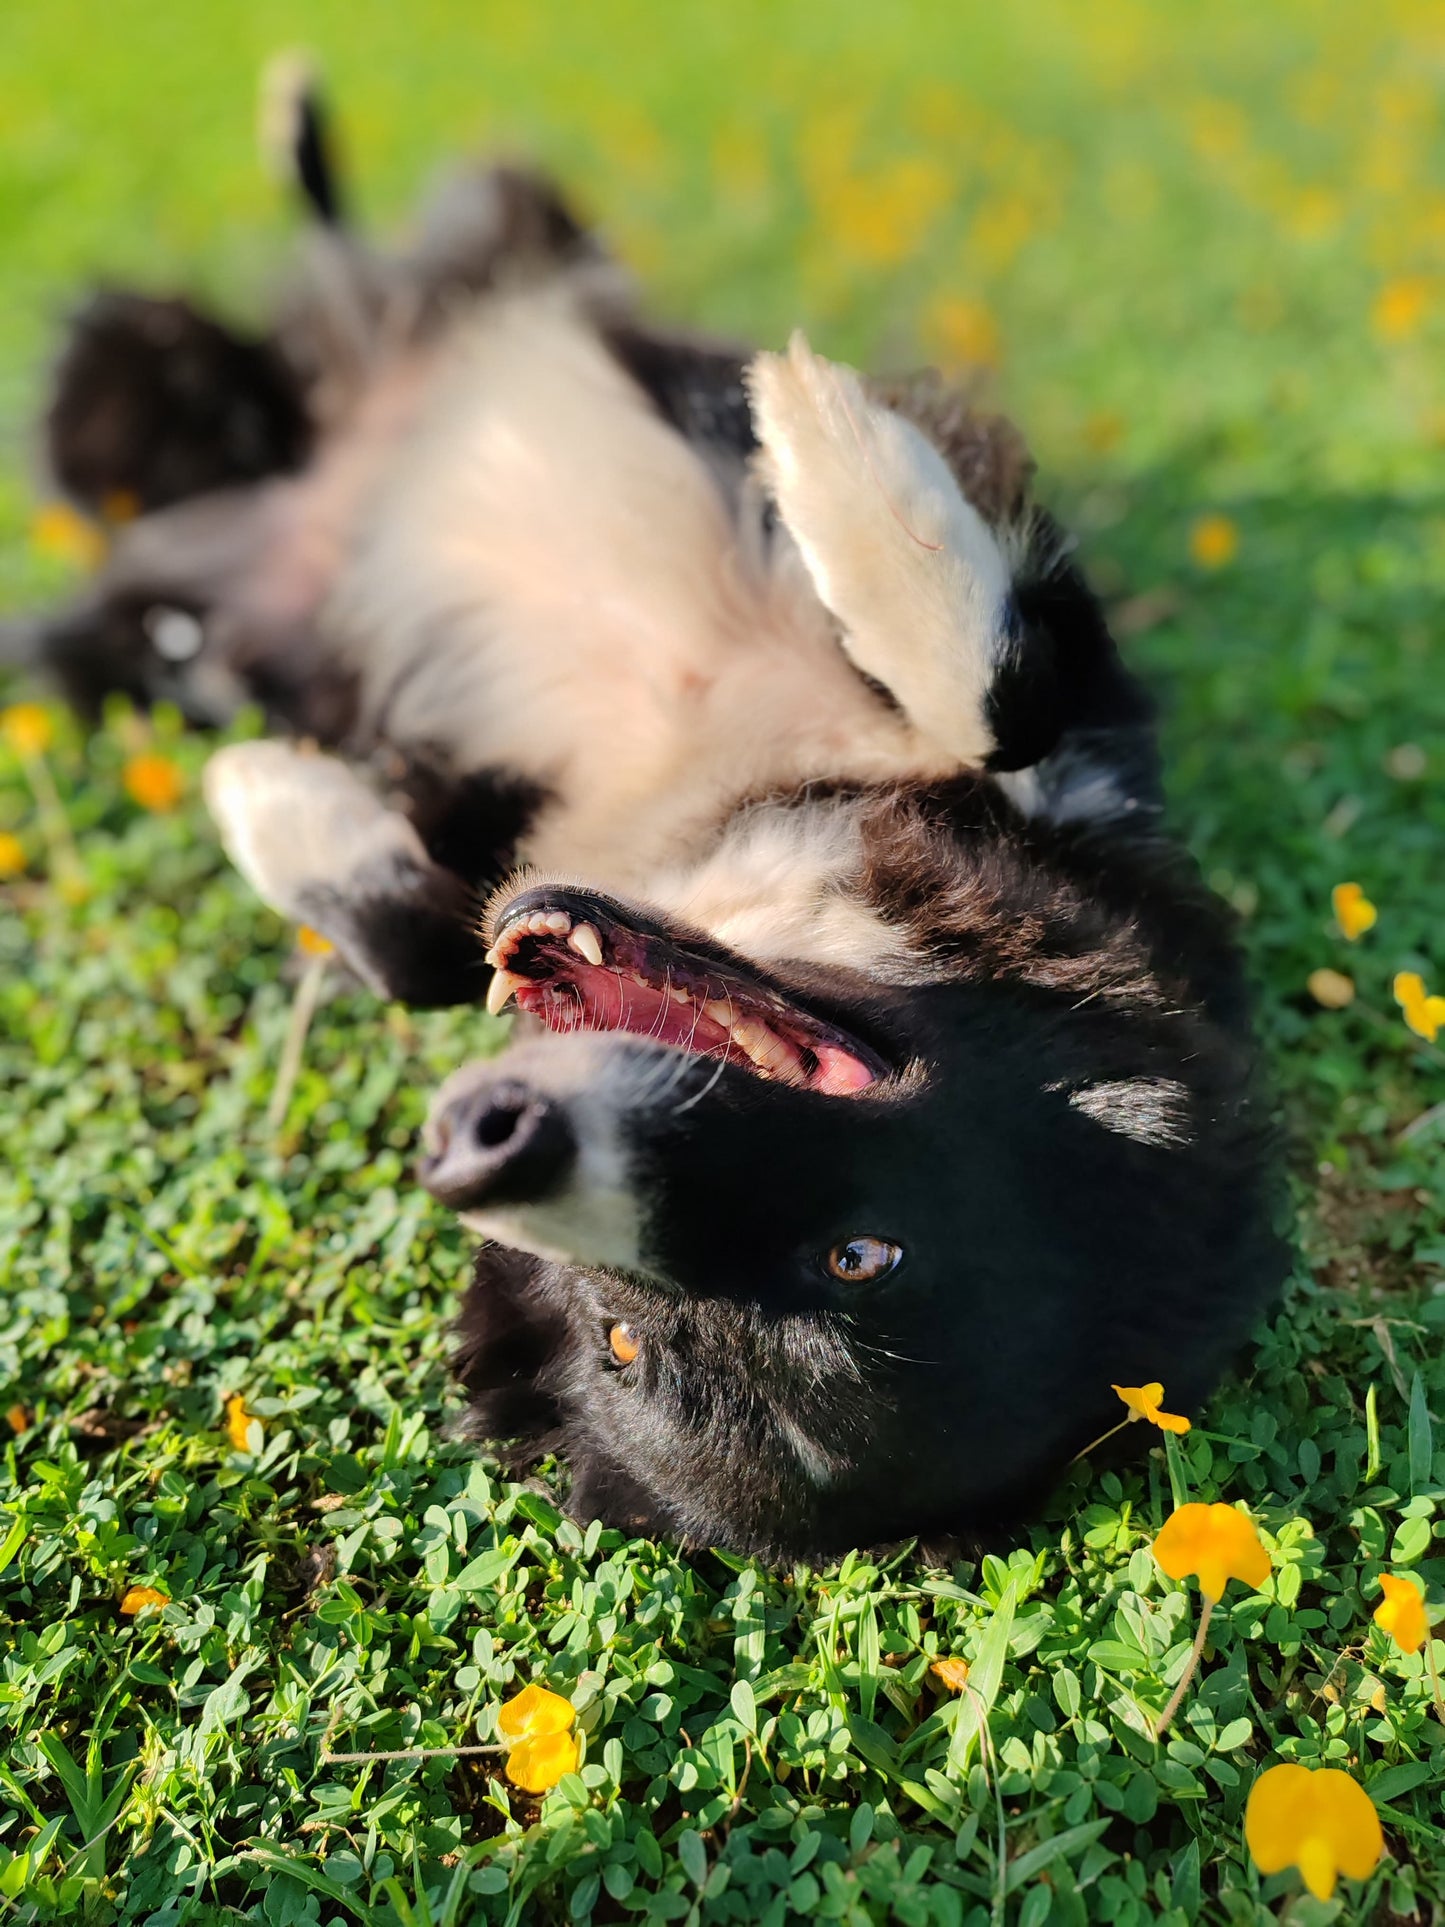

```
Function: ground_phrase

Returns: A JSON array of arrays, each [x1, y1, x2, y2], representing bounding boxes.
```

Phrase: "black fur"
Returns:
[[46, 291, 310, 516]]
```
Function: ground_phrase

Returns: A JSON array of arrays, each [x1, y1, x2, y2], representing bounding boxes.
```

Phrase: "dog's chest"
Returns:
[[324, 297, 951, 890]]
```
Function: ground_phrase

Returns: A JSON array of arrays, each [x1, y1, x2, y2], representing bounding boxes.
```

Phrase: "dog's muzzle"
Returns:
[[418, 1071, 576, 1210]]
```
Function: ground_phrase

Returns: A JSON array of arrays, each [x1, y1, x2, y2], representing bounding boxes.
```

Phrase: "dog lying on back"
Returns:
[[27, 86, 1286, 1560]]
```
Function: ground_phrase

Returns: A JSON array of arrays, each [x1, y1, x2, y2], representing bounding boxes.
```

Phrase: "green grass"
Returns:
[[3, 3, 1445, 1922]]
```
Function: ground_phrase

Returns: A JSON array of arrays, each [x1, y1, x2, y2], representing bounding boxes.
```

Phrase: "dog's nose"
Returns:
[[419, 1077, 575, 1210]]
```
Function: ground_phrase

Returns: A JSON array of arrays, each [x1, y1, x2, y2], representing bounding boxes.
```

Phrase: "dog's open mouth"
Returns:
[[482, 888, 880, 1096]]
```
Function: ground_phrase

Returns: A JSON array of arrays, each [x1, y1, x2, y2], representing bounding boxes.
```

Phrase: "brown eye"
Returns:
[[608, 1321, 641, 1366], [825, 1236, 903, 1283]]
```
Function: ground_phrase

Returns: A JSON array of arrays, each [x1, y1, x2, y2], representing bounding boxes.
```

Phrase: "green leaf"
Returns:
[[1004, 1821, 1112, 1894], [949, 1580, 1016, 1772], [1408, 1372, 1434, 1494]]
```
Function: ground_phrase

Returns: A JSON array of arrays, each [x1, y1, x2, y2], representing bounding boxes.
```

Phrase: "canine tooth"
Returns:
[[569, 923, 604, 965], [486, 969, 526, 1017], [545, 912, 572, 934], [704, 1000, 734, 1026]]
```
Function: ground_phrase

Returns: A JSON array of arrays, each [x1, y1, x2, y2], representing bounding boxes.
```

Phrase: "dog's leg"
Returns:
[[748, 332, 1160, 822], [748, 332, 1018, 769], [204, 741, 484, 1007]]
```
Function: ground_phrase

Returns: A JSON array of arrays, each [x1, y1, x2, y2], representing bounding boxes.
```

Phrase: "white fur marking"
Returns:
[[1067, 1078, 1193, 1149]]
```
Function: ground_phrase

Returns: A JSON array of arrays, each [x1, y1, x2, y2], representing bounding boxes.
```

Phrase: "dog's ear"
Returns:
[[45, 290, 311, 517]]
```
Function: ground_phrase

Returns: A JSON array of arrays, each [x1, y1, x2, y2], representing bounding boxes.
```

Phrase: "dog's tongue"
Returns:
[[811, 1043, 876, 1095]]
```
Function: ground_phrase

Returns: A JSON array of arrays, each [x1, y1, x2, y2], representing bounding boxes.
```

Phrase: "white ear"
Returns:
[[747, 331, 1014, 767]]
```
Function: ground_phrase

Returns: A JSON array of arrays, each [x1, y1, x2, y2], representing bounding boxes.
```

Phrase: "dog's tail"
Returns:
[[259, 51, 347, 228]]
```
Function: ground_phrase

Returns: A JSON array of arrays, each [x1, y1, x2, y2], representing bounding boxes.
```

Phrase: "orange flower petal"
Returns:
[[1330, 883, 1376, 942], [1, 703, 55, 758], [1189, 513, 1239, 569], [225, 1393, 261, 1452], [30, 503, 106, 571], [123, 752, 185, 813], [1153, 1409, 1192, 1434], [497, 1681, 576, 1741], [119, 1585, 170, 1615], [6, 1404, 30, 1434], [1245, 1763, 1383, 1901], [297, 924, 336, 957], [505, 1728, 579, 1793], [1112, 1382, 1164, 1421], [0, 834, 25, 880], [1153, 1502, 1271, 1601], [1374, 1573, 1429, 1656], [930, 1657, 971, 1692]]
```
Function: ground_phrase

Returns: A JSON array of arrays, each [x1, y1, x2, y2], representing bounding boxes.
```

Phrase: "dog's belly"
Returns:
[[318, 293, 953, 887]]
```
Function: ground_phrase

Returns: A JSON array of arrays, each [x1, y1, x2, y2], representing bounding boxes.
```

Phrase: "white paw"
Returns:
[[204, 740, 426, 921], [747, 331, 1012, 766]]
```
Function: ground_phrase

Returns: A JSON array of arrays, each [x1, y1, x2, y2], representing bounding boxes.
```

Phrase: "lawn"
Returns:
[[2, 2, 1444, 1923]]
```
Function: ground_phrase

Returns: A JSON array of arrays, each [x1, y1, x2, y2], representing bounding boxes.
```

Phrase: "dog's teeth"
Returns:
[[544, 911, 572, 934], [483, 944, 503, 968], [668, 983, 691, 1004], [527, 912, 552, 934], [704, 1000, 734, 1026], [569, 923, 604, 966], [730, 1018, 772, 1059], [486, 969, 526, 1017]]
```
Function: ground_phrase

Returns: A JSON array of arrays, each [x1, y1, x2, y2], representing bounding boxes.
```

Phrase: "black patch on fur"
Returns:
[[605, 326, 758, 462], [47, 292, 311, 515]]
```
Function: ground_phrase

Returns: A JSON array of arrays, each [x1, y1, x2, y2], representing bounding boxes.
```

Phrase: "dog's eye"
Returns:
[[608, 1321, 641, 1366], [825, 1236, 903, 1283]]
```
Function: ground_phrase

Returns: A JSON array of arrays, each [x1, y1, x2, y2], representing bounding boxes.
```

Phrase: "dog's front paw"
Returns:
[[204, 740, 426, 923]]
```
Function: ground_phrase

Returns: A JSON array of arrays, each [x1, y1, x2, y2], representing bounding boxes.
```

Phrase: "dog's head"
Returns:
[[421, 830, 1284, 1562]]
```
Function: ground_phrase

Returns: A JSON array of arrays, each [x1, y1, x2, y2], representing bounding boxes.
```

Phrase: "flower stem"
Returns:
[[1155, 1593, 1214, 1740], [1070, 1417, 1130, 1464], [22, 748, 85, 896], [267, 951, 329, 1133]]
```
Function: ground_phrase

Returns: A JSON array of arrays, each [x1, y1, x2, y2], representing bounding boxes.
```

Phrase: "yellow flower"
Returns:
[[1153, 1502, 1271, 1602], [1331, 882, 1376, 941], [1394, 971, 1445, 1043], [0, 833, 25, 879], [225, 1393, 262, 1451], [506, 1729, 580, 1792], [297, 925, 335, 957], [123, 752, 185, 813], [1244, 1763, 1384, 1902], [1374, 1573, 1429, 1656], [922, 294, 1002, 372], [1373, 275, 1430, 342], [1082, 411, 1124, 454], [497, 1681, 579, 1793], [1188, 514, 1239, 570], [1307, 968, 1355, 1010], [930, 1657, 971, 1692], [1111, 1382, 1191, 1434], [30, 501, 106, 571], [1, 703, 55, 758], [119, 1585, 170, 1615]]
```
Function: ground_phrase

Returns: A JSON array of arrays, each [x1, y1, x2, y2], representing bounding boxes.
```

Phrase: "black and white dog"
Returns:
[[27, 88, 1287, 1560]]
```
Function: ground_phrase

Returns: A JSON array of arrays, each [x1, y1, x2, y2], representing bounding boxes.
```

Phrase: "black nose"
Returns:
[[419, 1078, 575, 1210]]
